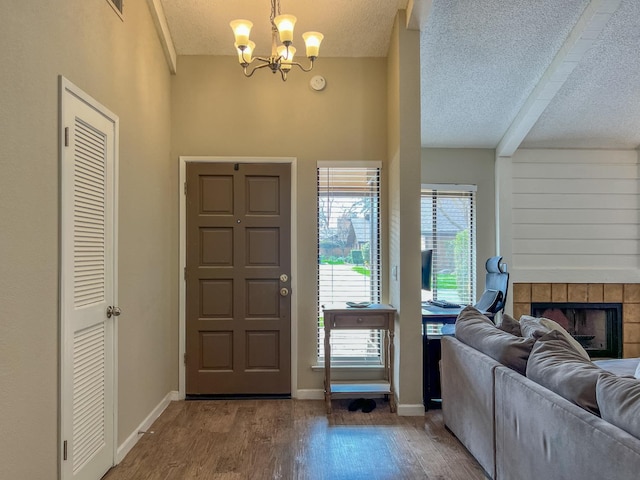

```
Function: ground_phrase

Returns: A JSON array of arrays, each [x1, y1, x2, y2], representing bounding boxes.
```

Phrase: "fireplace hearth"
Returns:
[[531, 302, 622, 358]]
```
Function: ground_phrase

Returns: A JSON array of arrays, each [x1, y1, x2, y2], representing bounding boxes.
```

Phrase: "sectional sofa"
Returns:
[[440, 307, 640, 480]]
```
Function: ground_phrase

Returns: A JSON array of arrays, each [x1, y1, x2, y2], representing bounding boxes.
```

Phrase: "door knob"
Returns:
[[106, 306, 121, 318], [280, 287, 289, 297]]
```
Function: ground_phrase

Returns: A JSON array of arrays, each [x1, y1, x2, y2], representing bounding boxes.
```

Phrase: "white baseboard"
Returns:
[[294, 389, 324, 400], [116, 390, 180, 463], [396, 403, 425, 416]]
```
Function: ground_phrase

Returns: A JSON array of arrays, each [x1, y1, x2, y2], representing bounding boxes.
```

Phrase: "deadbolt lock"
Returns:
[[280, 274, 289, 282]]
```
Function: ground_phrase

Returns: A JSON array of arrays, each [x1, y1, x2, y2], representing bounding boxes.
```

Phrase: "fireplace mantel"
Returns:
[[513, 283, 640, 358]]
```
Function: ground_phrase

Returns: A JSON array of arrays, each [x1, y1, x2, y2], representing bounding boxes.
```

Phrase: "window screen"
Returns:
[[421, 186, 476, 306], [317, 164, 382, 364]]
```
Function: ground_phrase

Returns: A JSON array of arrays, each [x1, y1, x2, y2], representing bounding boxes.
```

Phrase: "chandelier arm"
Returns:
[[242, 61, 274, 78], [289, 59, 315, 73]]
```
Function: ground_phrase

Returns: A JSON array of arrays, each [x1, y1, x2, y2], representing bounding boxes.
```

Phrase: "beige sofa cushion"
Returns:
[[497, 313, 521, 336], [597, 372, 640, 439], [455, 306, 535, 375], [520, 315, 590, 360], [526, 330, 602, 415], [519, 315, 549, 339]]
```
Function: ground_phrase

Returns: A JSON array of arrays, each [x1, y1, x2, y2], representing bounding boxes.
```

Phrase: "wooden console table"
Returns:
[[322, 304, 397, 414]]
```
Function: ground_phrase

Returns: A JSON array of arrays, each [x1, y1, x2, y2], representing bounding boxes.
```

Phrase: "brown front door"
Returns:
[[186, 162, 292, 395]]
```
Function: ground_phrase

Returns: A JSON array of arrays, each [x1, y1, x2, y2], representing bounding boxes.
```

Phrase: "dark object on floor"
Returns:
[[348, 398, 366, 411], [347, 398, 377, 413], [362, 399, 377, 413]]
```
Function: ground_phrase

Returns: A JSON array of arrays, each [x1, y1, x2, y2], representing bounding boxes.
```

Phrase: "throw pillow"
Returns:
[[498, 313, 521, 336], [519, 315, 591, 361], [539, 317, 591, 360], [526, 330, 603, 415], [455, 306, 535, 375], [596, 372, 640, 439], [519, 315, 550, 340], [635, 361, 640, 380]]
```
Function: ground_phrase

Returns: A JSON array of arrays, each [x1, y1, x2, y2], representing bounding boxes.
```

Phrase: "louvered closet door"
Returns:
[[60, 78, 118, 480]]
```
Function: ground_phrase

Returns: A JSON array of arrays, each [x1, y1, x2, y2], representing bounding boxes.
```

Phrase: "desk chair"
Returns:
[[474, 256, 509, 314]]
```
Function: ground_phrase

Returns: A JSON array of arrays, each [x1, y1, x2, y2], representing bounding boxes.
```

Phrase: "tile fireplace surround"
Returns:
[[512, 283, 640, 358]]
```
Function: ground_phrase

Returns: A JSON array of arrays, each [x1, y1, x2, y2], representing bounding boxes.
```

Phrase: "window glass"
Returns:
[[421, 187, 476, 305], [317, 165, 381, 364]]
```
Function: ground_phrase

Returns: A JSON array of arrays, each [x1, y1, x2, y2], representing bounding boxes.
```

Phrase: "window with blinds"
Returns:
[[421, 185, 477, 306], [317, 164, 382, 364]]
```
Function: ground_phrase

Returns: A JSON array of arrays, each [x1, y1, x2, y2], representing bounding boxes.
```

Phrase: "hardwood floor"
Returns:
[[103, 399, 487, 480]]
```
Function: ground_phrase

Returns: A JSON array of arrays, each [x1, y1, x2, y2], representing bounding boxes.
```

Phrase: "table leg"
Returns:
[[324, 323, 331, 414], [389, 325, 396, 413]]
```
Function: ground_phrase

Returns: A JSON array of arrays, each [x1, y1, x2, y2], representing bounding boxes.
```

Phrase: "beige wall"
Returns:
[[387, 12, 423, 409], [171, 55, 388, 391], [0, 2, 174, 478], [421, 148, 497, 294]]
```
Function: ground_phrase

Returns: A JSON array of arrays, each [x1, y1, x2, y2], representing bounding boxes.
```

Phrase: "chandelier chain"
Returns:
[[270, 0, 281, 24]]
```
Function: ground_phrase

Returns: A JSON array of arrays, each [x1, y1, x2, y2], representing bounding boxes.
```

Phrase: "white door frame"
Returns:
[[178, 156, 298, 399], [59, 76, 118, 478]]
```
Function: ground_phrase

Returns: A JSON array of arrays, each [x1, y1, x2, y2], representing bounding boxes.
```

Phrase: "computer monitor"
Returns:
[[421, 249, 432, 291]]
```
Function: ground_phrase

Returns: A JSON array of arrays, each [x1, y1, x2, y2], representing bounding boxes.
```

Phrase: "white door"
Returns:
[[60, 77, 119, 480]]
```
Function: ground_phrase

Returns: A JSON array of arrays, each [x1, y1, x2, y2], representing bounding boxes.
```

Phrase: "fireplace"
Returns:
[[531, 302, 622, 358]]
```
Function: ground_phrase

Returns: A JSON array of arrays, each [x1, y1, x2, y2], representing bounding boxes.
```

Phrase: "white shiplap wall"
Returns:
[[500, 149, 640, 283]]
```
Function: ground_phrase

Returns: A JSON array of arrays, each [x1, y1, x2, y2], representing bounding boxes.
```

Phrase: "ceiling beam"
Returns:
[[147, 0, 177, 74], [496, 0, 622, 157], [406, 0, 433, 31]]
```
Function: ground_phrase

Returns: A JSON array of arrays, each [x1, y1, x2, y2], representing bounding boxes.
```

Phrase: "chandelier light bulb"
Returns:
[[302, 32, 324, 59], [229, 19, 253, 48], [236, 41, 255, 65], [277, 45, 296, 71], [274, 14, 297, 45]]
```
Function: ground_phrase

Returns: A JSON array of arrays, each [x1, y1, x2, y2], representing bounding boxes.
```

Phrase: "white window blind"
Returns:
[[317, 165, 382, 364], [421, 186, 476, 305]]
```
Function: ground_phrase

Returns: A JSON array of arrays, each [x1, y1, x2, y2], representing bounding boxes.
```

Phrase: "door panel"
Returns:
[[186, 162, 291, 395], [60, 78, 117, 480]]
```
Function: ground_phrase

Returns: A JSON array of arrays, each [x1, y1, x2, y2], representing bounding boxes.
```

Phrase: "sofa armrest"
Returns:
[[441, 336, 502, 479]]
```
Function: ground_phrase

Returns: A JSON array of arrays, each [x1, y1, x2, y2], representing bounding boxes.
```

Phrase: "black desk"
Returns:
[[421, 305, 494, 409], [421, 305, 461, 409]]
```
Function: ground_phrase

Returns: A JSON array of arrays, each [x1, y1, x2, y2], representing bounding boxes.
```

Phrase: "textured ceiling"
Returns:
[[156, 0, 640, 151], [420, 0, 591, 148], [159, 0, 409, 58], [521, 0, 640, 149], [421, 0, 640, 149]]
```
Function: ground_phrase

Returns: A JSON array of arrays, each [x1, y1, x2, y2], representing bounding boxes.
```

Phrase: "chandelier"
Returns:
[[229, 0, 324, 81]]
